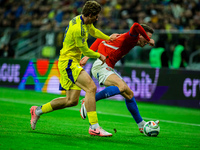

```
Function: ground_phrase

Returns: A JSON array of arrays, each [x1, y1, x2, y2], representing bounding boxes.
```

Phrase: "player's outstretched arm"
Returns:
[[79, 38, 104, 67], [130, 23, 150, 42], [79, 45, 100, 60], [89, 24, 119, 41]]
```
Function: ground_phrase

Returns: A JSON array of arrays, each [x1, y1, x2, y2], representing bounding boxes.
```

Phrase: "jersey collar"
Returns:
[[80, 15, 84, 24]]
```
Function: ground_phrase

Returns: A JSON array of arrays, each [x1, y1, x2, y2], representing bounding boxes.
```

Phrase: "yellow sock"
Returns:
[[41, 102, 53, 113], [87, 111, 98, 125]]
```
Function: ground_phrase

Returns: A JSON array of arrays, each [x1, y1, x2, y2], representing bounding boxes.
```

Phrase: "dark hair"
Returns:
[[82, 1, 101, 17], [141, 24, 154, 34]]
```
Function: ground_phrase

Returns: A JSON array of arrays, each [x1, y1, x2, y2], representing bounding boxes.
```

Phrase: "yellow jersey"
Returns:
[[59, 15, 110, 63]]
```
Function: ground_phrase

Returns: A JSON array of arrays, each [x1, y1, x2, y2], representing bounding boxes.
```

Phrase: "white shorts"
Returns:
[[91, 59, 122, 86]]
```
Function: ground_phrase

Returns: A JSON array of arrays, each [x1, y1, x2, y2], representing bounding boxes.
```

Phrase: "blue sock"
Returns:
[[125, 96, 143, 124], [95, 86, 120, 101]]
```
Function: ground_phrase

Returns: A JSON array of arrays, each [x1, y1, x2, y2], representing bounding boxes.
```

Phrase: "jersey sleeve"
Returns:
[[79, 46, 100, 58], [129, 23, 150, 42], [74, 27, 100, 58], [90, 38, 104, 51], [89, 24, 110, 41]]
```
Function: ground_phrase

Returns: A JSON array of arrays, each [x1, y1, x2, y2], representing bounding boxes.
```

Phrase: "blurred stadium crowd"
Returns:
[[0, 0, 200, 68], [0, 0, 200, 30]]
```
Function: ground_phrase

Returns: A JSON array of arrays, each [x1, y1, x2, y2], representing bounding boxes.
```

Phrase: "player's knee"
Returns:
[[88, 83, 97, 93], [127, 90, 134, 100], [118, 84, 127, 93], [123, 89, 134, 100], [85, 79, 97, 93]]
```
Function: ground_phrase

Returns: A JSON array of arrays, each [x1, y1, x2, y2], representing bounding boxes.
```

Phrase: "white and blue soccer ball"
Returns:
[[143, 121, 160, 137]]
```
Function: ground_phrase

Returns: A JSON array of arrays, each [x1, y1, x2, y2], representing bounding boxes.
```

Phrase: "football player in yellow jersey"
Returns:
[[30, 1, 119, 137]]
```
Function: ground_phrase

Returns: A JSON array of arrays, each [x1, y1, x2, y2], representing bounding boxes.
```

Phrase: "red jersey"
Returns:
[[90, 23, 150, 68]]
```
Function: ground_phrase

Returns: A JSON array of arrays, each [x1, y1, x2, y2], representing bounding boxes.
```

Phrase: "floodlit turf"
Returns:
[[0, 87, 200, 150]]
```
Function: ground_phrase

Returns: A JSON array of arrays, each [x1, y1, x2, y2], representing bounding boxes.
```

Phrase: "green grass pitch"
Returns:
[[0, 87, 200, 150]]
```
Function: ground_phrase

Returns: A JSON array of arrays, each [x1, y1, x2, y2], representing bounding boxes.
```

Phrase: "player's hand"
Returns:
[[109, 33, 120, 41], [80, 56, 89, 67], [148, 39, 155, 47], [99, 54, 108, 65]]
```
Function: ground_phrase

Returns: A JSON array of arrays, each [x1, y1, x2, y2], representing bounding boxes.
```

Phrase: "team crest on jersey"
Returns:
[[106, 67, 111, 71]]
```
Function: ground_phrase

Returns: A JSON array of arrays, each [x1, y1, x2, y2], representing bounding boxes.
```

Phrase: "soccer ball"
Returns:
[[143, 121, 160, 137]]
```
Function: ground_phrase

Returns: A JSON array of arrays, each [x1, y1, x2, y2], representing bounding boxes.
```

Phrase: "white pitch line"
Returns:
[[1, 98, 200, 127], [96, 111, 200, 127]]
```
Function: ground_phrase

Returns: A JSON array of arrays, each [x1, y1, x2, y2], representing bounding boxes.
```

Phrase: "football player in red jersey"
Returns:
[[79, 23, 158, 133]]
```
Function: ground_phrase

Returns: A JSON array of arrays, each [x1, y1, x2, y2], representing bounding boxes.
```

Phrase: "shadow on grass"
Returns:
[[26, 130, 68, 136]]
